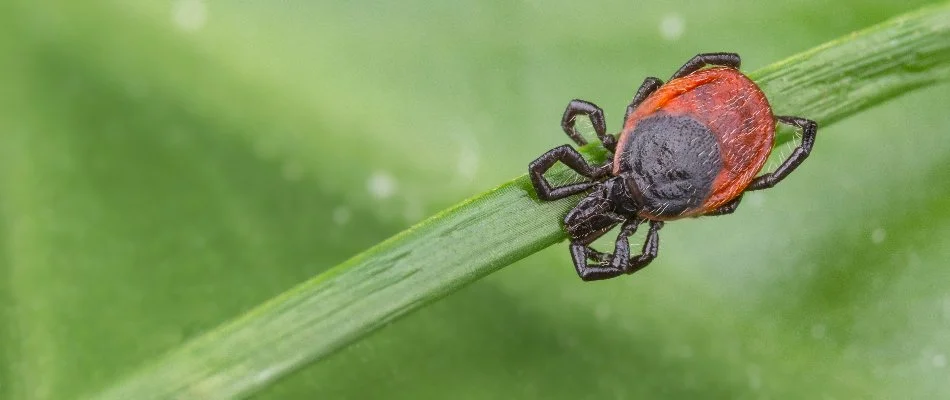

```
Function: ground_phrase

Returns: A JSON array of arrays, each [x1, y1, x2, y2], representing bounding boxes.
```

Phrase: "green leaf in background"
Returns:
[[2, 1, 950, 399]]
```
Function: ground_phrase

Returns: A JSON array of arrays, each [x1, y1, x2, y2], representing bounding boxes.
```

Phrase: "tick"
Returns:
[[529, 52, 817, 281]]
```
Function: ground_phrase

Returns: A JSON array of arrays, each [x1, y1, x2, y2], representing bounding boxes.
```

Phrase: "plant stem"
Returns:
[[90, 4, 950, 400]]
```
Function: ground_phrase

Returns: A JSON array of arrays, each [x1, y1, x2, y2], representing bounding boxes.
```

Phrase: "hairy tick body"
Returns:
[[529, 53, 818, 281], [619, 113, 722, 218]]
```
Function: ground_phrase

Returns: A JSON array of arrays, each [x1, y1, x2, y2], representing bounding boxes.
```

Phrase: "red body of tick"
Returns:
[[615, 67, 774, 220]]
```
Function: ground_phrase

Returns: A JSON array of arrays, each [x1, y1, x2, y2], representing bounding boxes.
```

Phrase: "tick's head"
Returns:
[[562, 178, 642, 244], [604, 175, 644, 216]]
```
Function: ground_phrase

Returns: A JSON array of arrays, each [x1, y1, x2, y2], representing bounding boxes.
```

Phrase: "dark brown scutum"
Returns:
[[617, 114, 722, 218]]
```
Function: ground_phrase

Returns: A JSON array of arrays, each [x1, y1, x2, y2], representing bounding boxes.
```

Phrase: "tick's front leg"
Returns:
[[621, 220, 663, 275], [561, 99, 616, 152], [570, 218, 647, 281], [529, 145, 610, 201]]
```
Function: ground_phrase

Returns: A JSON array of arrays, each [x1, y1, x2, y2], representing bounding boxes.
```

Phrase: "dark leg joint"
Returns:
[[624, 77, 664, 125], [561, 99, 615, 152], [571, 243, 624, 281], [670, 52, 741, 80], [569, 219, 663, 281], [529, 145, 608, 201], [746, 116, 817, 192], [623, 220, 663, 275], [701, 195, 742, 217]]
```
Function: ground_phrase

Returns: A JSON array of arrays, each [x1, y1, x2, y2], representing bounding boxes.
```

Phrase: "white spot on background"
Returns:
[[254, 366, 279, 383], [933, 354, 947, 368], [659, 14, 685, 41], [332, 207, 351, 226], [456, 146, 479, 180], [746, 364, 762, 390], [871, 228, 887, 244], [172, 0, 208, 32], [810, 324, 826, 340], [367, 171, 397, 199]]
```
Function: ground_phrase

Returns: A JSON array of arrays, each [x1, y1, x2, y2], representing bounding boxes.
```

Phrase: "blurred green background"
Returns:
[[2, 0, 949, 399]]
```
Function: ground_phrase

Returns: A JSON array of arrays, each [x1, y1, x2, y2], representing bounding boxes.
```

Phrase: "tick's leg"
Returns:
[[701, 195, 743, 217], [670, 52, 741, 80], [571, 244, 624, 282], [584, 248, 611, 263], [623, 77, 664, 126], [570, 218, 645, 281], [746, 116, 817, 191], [622, 220, 663, 275], [561, 99, 615, 151], [529, 145, 610, 201]]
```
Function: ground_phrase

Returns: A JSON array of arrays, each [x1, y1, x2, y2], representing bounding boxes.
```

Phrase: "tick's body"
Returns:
[[529, 53, 817, 281], [617, 67, 774, 219]]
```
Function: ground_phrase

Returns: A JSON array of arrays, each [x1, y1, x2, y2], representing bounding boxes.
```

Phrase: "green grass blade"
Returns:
[[91, 4, 950, 400]]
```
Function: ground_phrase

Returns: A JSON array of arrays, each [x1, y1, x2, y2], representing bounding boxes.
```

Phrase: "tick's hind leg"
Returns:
[[746, 116, 817, 191], [701, 195, 743, 217], [570, 219, 664, 281], [623, 77, 664, 125], [561, 99, 615, 151], [529, 145, 610, 201], [622, 220, 663, 275], [670, 52, 741, 80]]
